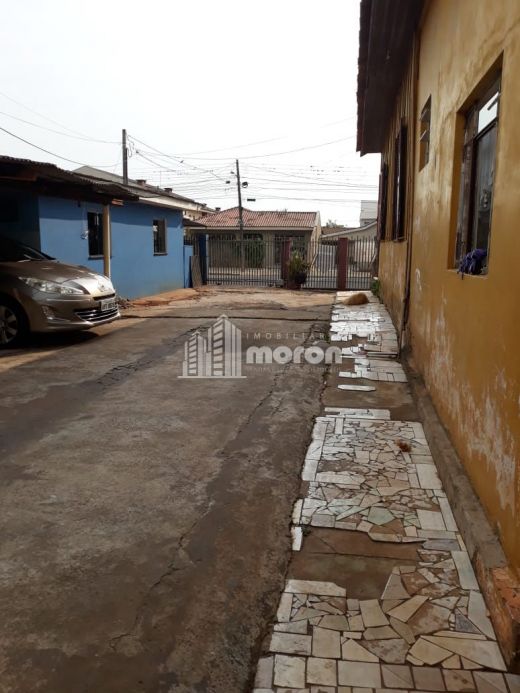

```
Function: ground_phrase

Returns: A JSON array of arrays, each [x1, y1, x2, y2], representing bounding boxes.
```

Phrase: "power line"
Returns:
[[0, 109, 119, 144], [135, 135, 356, 162], [0, 90, 118, 142], [0, 125, 115, 167]]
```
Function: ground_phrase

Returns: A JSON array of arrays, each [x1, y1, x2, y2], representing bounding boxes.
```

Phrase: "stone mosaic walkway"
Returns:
[[252, 293, 520, 693]]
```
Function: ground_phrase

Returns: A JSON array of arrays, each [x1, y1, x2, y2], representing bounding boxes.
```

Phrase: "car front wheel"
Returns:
[[0, 300, 28, 348]]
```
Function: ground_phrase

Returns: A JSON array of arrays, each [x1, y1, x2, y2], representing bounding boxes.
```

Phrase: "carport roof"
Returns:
[[0, 155, 138, 202]]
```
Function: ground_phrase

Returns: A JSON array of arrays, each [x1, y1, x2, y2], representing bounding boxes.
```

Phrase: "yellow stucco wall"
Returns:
[[396, 0, 520, 571], [379, 240, 407, 333]]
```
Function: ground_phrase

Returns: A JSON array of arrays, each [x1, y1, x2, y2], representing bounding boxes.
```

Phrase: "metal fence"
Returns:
[[190, 235, 376, 290]]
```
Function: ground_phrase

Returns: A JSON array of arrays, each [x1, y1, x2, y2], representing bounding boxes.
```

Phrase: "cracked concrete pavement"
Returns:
[[0, 288, 334, 693]]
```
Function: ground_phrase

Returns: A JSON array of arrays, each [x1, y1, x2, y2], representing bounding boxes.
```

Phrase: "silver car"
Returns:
[[0, 235, 119, 348]]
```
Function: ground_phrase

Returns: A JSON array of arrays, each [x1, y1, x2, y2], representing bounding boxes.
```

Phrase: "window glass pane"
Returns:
[[469, 124, 497, 256], [477, 90, 499, 133], [88, 212, 103, 256]]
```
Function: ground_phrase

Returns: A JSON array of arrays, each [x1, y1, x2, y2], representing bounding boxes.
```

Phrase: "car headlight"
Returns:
[[19, 277, 86, 295]]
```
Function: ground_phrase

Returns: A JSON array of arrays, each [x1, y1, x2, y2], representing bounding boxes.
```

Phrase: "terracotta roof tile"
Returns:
[[201, 207, 318, 229]]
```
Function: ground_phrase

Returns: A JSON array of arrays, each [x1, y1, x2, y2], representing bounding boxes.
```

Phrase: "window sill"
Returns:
[[447, 268, 489, 279], [89, 255, 104, 260], [154, 252, 168, 256]]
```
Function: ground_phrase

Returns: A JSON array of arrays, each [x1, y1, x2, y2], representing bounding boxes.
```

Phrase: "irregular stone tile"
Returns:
[[273, 654, 306, 688], [274, 621, 309, 634], [422, 636, 506, 671], [408, 636, 453, 665], [349, 615, 364, 631], [420, 582, 457, 599], [389, 616, 416, 645], [381, 575, 410, 600], [434, 631, 486, 641], [367, 507, 395, 526], [338, 661, 382, 688], [455, 611, 484, 635], [313, 627, 341, 659], [433, 597, 460, 610], [467, 591, 496, 640], [451, 552, 479, 591], [314, 601, 344, 616], [363, 638, 408, 663], [443, 655, 462, 669], [416, 464, 442, 490], [319, 615, 351, 631], [438, 497, 458, 531], [381, 664, 413, 688], [310, 686, 336, 693], [307, 657, 337, 686], [270, 632, 312, 656], [382, 600, 405, 614], [276, 592, 294, 622], [443, 669, 476, 691], [503, 674, 520, 693], [462, 658, 484, 670], [293, 607, 329, 622], [342, 638, 379, 662], [473, 672, 508, 693], [286, 580, 347, 597], [401, 571, 431, 595], [364, 626, 400, 640], [413, 665, 446, 690], [408, 602, 451, 636], [360, 600, 389, 627], [505, 675, 520, 693], [418, 509, 446, 531], [424, 539, 461, 552], [254, 655, 274, 688], [388, 595, 428, 622]]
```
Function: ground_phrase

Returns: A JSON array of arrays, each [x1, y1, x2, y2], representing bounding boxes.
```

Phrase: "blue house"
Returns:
[[0, 157, 208, 298]]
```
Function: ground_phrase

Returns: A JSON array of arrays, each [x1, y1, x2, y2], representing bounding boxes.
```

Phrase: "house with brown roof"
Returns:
[[199, 207, 322, 248]]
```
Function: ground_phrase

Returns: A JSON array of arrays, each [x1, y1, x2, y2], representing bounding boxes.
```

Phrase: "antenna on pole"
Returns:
[[122, 129, 128, 185]]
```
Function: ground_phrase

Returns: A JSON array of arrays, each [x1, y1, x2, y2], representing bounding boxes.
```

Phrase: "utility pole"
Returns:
[[235, 159, 244, 234], [236, 158, 245, 271], [122, 129, 128, 185]]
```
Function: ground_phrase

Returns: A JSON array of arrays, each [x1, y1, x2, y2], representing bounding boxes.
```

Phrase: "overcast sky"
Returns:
[[0, 0, 379, 225]]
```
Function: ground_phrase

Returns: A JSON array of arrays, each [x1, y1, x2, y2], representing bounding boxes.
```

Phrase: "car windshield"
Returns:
[[0, 236, 53, 262]]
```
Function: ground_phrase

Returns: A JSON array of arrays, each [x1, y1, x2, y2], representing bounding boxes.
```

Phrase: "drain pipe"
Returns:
[[102, 203, 112, 279]]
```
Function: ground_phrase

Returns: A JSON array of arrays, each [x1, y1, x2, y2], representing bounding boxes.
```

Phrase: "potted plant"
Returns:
[[286, 252, 310, 290]]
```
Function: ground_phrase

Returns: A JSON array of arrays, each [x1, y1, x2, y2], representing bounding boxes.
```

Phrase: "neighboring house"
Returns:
[[199, 207, 321, 247], [321, 221, 377, 270], [357, 0, 520, 640], [359, 199, 378, 226], [75, 166, 211, 222], [0, 156, 205, 297]]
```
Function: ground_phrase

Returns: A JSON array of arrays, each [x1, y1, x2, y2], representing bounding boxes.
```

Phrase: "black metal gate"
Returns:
[[190, 234, 375, 290]]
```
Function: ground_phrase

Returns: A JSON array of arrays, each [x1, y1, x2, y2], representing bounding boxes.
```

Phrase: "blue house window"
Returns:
[[87, 211, 103, 258], [153, 219, 167, 255]]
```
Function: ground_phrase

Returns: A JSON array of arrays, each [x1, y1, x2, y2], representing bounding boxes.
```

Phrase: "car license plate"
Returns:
[[100, 299, 116, 312]]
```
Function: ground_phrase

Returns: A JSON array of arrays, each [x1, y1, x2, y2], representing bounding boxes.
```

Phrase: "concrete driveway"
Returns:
[[0, 288, 334, 693]]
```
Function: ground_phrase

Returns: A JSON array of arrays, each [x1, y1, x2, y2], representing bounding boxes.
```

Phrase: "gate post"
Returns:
[[281, 238, 292, 286], [197, 233, 208, 284], [337, 238, 348, 291]]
